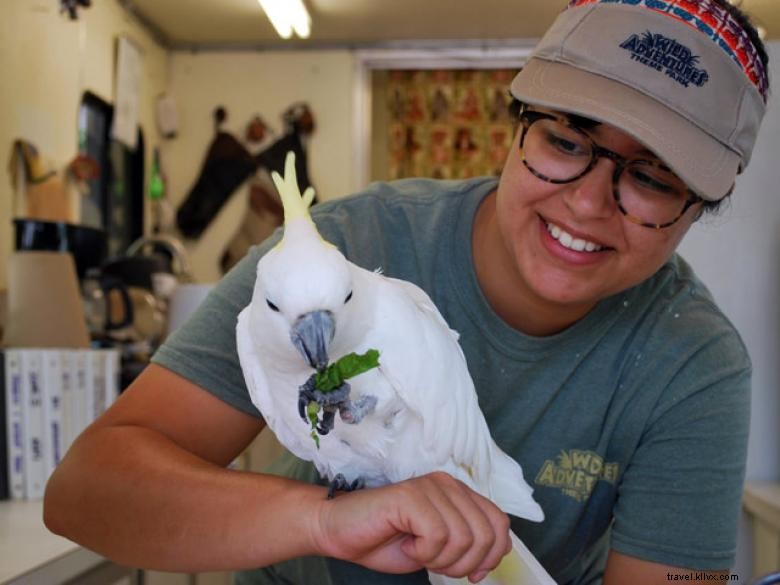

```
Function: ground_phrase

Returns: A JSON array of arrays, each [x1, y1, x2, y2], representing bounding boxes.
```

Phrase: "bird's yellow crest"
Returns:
[[270, 150, 336, 252], [271, 151, 316, 225]]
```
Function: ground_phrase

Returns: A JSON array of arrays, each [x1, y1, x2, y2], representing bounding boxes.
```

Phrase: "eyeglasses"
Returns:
[[517, 105, 704, 229]]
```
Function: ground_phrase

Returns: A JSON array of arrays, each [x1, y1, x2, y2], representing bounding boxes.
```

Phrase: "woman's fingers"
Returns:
[[398, 472, 512, 578], [399, 474, 477, 569], [463, 488, 513, 582], [313, 471, 513, 580]]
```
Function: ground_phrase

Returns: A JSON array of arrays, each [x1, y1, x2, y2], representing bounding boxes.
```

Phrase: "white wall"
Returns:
[[678, 41, 780, 579], [1, 4, 775, 574], [164, 50, 356, 282], [0, 0, 170, 291]]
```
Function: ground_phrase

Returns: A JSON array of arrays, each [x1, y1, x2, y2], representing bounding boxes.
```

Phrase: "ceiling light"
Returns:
[[257, 0, 311, 39]]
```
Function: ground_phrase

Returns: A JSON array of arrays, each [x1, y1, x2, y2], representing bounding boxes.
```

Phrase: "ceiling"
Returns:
[[125, 0, 780, 49]]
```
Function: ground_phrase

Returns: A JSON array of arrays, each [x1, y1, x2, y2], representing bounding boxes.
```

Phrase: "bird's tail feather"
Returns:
[[489, 448, 545, 523], [427, 531, 555, 585]]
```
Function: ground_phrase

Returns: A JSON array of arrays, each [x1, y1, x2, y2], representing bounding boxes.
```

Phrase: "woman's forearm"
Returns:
[[43, 424, 326, 572]]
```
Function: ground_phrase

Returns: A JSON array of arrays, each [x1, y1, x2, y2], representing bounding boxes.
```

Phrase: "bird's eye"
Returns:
[[344, 291, 353, 304], [266, 299, 280, 312]]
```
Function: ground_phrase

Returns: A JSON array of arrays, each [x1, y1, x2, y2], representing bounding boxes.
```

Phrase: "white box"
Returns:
[[72, 350, 93, 436], [20, 349, 45, 500], [59, 350, 77, 456], [4, 350, 25, 500], [41, 349, 64, 480]]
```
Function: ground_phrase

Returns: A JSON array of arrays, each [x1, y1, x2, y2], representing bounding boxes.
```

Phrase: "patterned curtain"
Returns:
[[385, 69, 519, 180]]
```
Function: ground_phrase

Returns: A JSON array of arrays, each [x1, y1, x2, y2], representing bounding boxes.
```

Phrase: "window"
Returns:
[[78, 92, 144, 257]]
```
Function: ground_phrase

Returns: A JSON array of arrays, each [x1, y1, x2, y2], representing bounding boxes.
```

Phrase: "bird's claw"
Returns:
[[327, 473, 365, 499], [298, 376, 353, 431], [298, 376, 378, 435], [339, 395, 378, 424], [316, 408, 336, 435]]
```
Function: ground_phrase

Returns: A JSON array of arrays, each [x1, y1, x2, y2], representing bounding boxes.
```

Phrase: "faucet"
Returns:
[[125, 234, 194, 282]]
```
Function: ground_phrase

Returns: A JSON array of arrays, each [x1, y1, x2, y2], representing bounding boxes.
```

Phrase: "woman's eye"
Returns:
[[344, 291, 353, 304], [550, 134, 586, 156], [630, 168, 676, 194], [266, 299, 280, 312]]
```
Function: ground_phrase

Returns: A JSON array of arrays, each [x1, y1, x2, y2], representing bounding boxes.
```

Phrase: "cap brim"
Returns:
[[511, 58, 739, 201]]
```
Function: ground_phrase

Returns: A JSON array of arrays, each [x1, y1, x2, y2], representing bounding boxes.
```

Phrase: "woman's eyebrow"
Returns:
[[565, 112, 660, 160]]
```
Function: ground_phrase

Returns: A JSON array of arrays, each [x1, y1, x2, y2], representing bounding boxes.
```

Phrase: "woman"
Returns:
[[44, 1, 770, 583]]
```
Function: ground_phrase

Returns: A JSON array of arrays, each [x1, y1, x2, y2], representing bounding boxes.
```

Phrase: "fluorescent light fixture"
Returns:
[[257, 0, 311, 39]]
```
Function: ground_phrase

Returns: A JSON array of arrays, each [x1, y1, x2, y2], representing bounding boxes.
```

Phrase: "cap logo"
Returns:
[[568, 0, 768, 102], [620, 31, 710, 88]]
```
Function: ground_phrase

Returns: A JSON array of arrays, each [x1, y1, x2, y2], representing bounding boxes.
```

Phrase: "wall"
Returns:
[[164, 50, 355, 282], [1, 4, 776, 576], [0, 0, 170, 292], [678, 41, 780, 578]]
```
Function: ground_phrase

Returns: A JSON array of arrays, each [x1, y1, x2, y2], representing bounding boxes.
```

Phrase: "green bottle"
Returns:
[[149, 147, 165, 201], [149, 148, 166, 233]]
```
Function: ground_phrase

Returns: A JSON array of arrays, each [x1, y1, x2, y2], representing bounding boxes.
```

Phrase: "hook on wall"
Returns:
[[60, 0, 92, 21]]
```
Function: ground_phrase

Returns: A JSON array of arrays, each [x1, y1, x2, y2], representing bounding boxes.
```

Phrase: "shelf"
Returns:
[[0, 499, 108, 584]]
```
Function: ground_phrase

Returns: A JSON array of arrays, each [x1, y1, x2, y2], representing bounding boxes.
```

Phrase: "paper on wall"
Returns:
[[111, 36, 142, 150]]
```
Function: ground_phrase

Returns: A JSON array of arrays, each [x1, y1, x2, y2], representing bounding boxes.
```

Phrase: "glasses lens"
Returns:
[[618, 161, 690, 226], [523, 118, 592, 182]]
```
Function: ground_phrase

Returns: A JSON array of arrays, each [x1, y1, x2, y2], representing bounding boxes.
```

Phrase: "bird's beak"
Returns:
[[290, 310, 335, 371]]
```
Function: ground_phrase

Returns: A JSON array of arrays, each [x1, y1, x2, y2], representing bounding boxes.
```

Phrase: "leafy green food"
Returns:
[[307, 349, 381, 448], [314, 349, 380, 393], [307, 402, 321, 448]]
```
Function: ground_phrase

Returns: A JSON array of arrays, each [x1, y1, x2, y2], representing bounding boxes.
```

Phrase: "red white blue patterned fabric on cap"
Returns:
[[567, 0, 768, 102]]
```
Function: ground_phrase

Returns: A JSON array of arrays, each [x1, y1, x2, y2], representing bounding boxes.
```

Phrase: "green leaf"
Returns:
[[314, 349, 380, 393], [307, 402, 321, 449]]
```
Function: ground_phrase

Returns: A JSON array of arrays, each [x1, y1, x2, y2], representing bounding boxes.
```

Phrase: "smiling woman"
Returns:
[[41, 1, 774, 585]]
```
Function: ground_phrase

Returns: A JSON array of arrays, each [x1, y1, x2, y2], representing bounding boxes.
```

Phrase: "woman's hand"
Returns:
[[310, 471, 513, 583]]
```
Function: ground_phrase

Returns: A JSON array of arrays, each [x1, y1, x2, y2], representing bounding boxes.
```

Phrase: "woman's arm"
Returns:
[[604, 551, 729, 585], [43, 363, 311, 570], [44, 363, 512, 581]]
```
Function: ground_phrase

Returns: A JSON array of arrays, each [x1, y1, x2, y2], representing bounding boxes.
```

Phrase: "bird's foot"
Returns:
[[339, 395, 378, 424], [298, 377, 351, 425], [298, 374, 318, 422], [316, 407, 337, 435], [299, 378, 356, 437], [326, 473, 365, 499]]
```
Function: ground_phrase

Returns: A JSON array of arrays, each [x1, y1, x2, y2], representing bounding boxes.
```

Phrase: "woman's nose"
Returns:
[[562, 158, 619, 221]]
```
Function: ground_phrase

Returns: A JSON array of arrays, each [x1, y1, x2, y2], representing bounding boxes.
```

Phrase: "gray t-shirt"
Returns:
[[153, 177, 750, 585]]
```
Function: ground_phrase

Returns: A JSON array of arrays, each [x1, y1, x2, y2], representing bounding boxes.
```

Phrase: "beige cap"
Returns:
[[510, 1, 768, 201]]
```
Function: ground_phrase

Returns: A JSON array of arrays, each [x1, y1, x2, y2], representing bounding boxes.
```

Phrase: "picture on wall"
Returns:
[[379, 68, 519, 181]]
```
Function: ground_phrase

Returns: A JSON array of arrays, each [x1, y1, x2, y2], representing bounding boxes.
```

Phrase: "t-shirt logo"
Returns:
[[619, 31, 710, 88], [535, 449, 619, 502]]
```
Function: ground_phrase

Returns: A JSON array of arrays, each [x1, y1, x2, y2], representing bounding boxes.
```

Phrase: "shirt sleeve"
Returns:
[[151, 231, 282, 418], [610, 326, 751, 570]]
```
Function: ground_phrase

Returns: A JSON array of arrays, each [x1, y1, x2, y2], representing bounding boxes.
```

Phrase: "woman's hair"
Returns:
[[716, 0, 769, 74], [697, 0, 769, 217], [508, 0, 769, 219]]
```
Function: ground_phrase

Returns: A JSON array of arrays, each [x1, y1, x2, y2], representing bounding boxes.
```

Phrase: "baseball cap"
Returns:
[[510, 0, 769, 201]]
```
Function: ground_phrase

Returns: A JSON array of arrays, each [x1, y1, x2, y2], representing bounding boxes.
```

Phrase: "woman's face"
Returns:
[[489, 107, 703, 321]]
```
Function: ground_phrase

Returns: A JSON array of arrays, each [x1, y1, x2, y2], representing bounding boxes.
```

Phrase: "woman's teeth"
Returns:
[[546, 222, 603, 252]]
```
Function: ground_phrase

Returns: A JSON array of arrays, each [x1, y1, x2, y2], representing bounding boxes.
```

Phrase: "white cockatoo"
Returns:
[[236, 152, 554, 585]]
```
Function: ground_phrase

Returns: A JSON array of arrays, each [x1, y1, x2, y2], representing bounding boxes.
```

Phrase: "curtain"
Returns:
[[385, 68, 519, 180]]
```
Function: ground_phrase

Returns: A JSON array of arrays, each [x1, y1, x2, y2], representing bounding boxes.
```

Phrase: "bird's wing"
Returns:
[[376, 276, 494, 487], [236, 307, 313, 462]]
